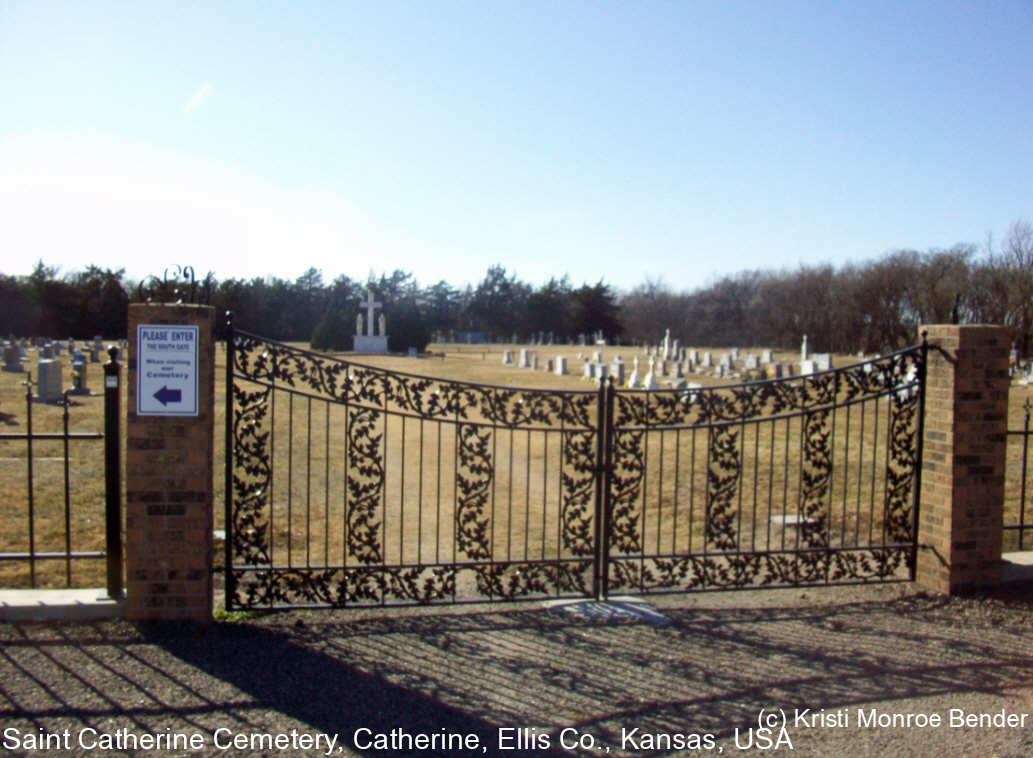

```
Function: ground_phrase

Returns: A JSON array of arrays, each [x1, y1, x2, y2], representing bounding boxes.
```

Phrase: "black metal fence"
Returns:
[[226, 324, 925, 610], [0, 350, 122, 596], [1006, 399, 1033, 552]]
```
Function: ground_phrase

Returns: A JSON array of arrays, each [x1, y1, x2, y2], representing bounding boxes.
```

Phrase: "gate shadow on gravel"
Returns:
[[154, 593, 1033, 756], [2, 592, 1032, 757]]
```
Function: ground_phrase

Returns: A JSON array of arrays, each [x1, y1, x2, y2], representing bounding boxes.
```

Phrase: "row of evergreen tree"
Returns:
[[2, 220, 1030, 355]]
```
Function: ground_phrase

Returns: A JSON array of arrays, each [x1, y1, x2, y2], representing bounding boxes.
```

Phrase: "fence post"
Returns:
[[103, 346, 123, 599], [125, 304, 215, 622], [917, 324, 1010, 594]]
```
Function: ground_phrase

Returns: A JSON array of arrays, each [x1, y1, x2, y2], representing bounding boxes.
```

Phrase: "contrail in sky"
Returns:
[[183, 82, 213, 113]]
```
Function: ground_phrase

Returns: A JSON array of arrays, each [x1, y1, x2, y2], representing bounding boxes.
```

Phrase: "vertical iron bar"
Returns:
[[62, 391, 72, 586], [223, 313, 235, 609], [25, 374, 35, 588], [287, 394, 294, 566], [417, 418, 424, 565], [305, 397, 311, 567], [602, 378, 616, 599], [400, 415, 407, 566], [909, 337, 927, 575], [1019, 400, 1031, 550], [657, 428, 665, 557], [591, 379, 608, 600], [104, 346, 123, 599], [324, 401, 330, 567]]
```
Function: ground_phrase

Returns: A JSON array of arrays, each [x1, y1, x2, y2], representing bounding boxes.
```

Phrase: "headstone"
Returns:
[[69, 356, 90, 395], [674, 361, 683, 379], [530, 353, 538, 370], [545, 358, 553, 373], [518, 348, 531, 368], [761, 349, 773, 364], [36, 358, 62, 402], [801, 334, 809, 362], [627, 356, 640, 388], [42, 343, 54, 359], [502, 350, 513, 365], [353, 291, 389, 353], [717, 364, 727, 378], [610, 356, 625, 385], [730, 347, 740, 360], [583, 361, 594, 379], [769, 363, 785, 379], [658, 359, 667, 376], [592, 350, 603, 364], [799, 360, 817, 376], [662, 329, 671, 360], [642, 357, 658, 390], [813, 353, 833, 372], [578, 334, 586, 347], [744, 354, 760, 370], [719, 353, 733, 369], [688, 349, 699, 364], [701, 351, 712, 368], [595, 363, 609, 384], [3, 344, 22, 372], [554, 356, 567, 375]]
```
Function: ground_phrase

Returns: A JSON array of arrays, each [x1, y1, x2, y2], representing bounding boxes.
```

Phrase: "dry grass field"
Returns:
[[1, 339, 1031, 590]]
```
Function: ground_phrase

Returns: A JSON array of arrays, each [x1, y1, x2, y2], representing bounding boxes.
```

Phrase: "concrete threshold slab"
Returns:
[[0, 589, 124, 622], [542, 595, 670, 625], [1002, 551, 1033, 584]]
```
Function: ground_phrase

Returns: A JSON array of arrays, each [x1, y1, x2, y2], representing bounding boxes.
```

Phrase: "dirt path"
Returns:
[[2, 583, 1032, 757]]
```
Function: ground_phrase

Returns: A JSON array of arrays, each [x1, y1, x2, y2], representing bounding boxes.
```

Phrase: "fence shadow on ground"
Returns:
[[1, 591, 1032, 756]]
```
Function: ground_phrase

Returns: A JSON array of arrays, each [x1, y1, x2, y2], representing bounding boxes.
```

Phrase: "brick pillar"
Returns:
[[125, 304, 215, 622], [917, 324, 1010, 594]]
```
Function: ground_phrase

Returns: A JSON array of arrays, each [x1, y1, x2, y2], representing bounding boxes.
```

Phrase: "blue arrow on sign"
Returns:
[[153, 385, 182, 406]]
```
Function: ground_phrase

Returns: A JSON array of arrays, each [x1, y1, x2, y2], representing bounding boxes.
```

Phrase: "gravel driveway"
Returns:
[[2, 582, 1032, 757]]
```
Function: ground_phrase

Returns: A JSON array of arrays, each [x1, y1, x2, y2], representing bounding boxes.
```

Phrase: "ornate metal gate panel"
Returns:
[[225, 324, 601, 610], [226, 323, 925, 610], [602, 343, 925, 595]]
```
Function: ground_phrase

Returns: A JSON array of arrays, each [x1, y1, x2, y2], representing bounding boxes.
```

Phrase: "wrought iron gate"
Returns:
[[225, 324, 925, 610]]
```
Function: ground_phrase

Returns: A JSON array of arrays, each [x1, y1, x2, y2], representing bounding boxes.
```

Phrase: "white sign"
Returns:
[[136, 324, 199, 416]]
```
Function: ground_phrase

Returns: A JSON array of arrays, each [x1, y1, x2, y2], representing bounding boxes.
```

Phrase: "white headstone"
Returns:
[[701, 351, 712, 367], [502, 350, 513, 365], [799, 359, 817, 376], [813, 353, 833, 372], [761, 349, 773, 364], [801, 334, 809, 362], [36, 358, 63, 402], [642, 357, 658, 390], [353, 291, 389, 352], [554, 356, 567, 375], [518, 348, 530, 368], [610, 356, 625, 385], [627, 356, 640, 388]]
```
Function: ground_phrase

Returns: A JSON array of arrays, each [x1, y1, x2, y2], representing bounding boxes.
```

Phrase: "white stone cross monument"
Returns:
[[353, 291, 389, 353]]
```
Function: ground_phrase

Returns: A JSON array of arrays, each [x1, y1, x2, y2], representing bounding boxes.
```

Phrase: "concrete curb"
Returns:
[[0, 589, 124, 622]]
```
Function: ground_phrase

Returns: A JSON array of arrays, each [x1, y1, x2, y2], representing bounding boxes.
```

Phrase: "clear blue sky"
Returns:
[[2, 1, 1030, 292]]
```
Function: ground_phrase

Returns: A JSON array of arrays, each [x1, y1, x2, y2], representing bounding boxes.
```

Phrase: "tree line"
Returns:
[[2, 219, 1030, 355]]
